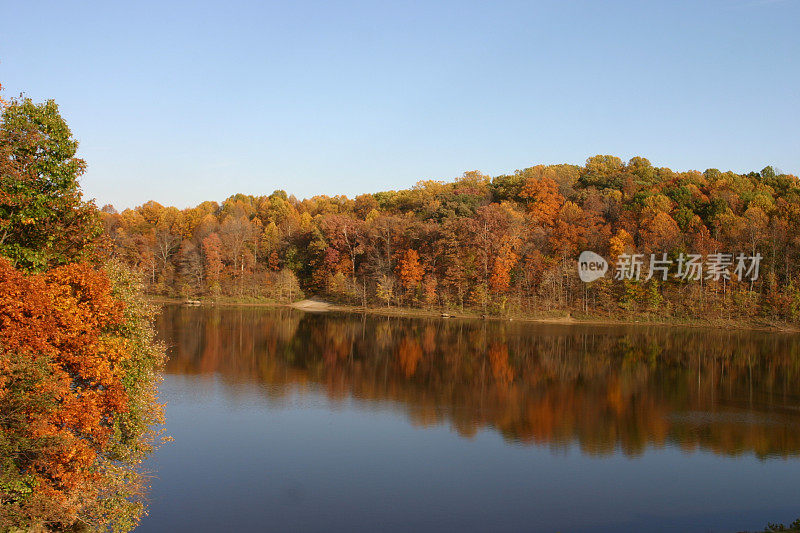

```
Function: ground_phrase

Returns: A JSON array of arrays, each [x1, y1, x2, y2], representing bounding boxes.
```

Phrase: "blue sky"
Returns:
[[1, 0, 798, 209]]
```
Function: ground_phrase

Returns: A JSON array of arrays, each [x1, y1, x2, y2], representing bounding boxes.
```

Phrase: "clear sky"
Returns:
[[1, 0, 798, 209]]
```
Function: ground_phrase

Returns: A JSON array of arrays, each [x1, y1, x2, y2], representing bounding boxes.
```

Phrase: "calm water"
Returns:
[[140, 306, 800, 532]]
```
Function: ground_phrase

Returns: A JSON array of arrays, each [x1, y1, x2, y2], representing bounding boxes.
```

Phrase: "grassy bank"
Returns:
[[147, 296, 800, 333]]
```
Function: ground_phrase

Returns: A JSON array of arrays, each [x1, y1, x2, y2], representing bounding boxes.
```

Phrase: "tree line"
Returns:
[[103, 155, 800, 323]]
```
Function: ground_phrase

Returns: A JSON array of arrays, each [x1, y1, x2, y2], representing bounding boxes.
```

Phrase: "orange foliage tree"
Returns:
[[520, 174, 564, 227], [489, 243, 519, 293], [202, 233, 223, 294], [0, 258, 164, 531], [396, 249, 424, 291]]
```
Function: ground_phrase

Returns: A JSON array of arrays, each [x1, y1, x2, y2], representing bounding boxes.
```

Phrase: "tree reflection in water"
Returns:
[[158, 306, 800, 459]]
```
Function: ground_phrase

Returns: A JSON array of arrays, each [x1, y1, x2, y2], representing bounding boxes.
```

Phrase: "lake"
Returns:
[[139, 306, 800, 532]]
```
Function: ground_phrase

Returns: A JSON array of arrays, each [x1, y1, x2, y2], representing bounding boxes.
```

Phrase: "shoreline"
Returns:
[[147, 296, 800, 333]]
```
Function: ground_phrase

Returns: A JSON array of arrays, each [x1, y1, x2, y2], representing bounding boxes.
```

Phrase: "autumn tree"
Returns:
[[376, 275, 395, 307], [489, 242, 518, 294], [0, 98, 100, 271], [202, 233, 223, 295], [0, 259, 165, 532], [520, 174, 564, 227], [640, 212, 681, 254], [1, 93, 166, 532], [397, 249, 424, 291]]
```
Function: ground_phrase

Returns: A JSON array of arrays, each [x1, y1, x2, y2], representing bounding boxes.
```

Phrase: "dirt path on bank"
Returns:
[[290, 299, 337, 311]]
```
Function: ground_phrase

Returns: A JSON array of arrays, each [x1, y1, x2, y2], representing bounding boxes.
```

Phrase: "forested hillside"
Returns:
[[101, 156, 800, 323]]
